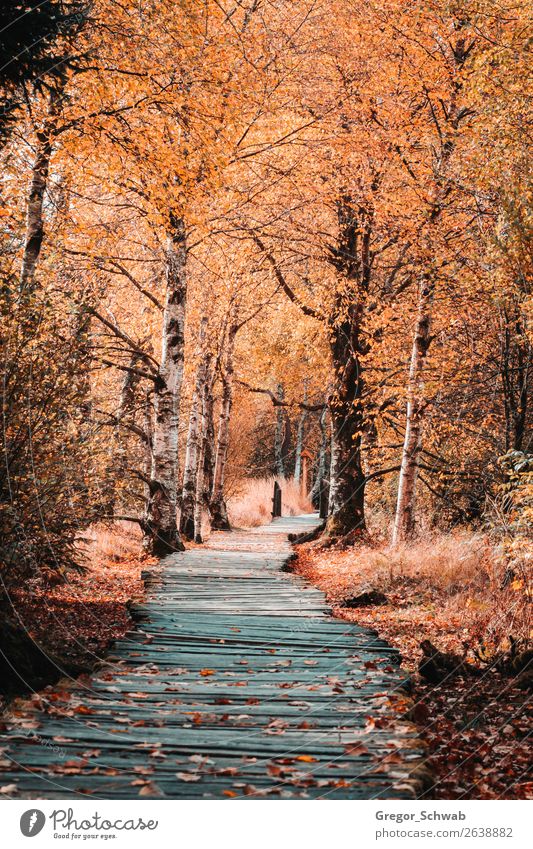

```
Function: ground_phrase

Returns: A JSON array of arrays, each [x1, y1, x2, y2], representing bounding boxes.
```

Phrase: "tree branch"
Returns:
[[89, 307, 160, 372], [364, 465, 401, 483], [105, 261, 163, 311], [251, 235, 324, 320], [237, 379, 325, 411], [99, 358, 162, 386], [98, 515, 145, 525], [93, 410, 150, 445]]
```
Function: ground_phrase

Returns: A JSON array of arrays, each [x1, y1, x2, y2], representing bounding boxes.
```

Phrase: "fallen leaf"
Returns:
[[176, 772, 201, 782], [344, 742, 370, 756], [138, 782, 162, 796]]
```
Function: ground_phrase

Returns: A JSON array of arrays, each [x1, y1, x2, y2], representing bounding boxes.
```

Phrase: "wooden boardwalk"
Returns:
[[0, 515, 422, 799]]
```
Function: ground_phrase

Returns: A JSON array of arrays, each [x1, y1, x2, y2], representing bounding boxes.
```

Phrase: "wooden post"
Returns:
[[272, 481, 282, 518], [300, 449, 313, 497]]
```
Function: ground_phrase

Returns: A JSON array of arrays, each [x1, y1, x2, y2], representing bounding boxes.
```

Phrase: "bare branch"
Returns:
[[364, 465, 401, 483], [251, 235, 325, 320], [106, 261, 163, 311], [99, 358, 162, 386], [89, 308, 160, 372], [93, 409, 150, 444], [237, 379, 325, 411]]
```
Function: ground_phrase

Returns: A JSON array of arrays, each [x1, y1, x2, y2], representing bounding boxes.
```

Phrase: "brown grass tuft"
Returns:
[[77, 520, 143, 565], [297, 529, 530, 668], [227, 476, 314, 528]]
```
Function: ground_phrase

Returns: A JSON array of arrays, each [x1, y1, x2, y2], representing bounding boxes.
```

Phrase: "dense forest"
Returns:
[[0, 0, 531, 801]]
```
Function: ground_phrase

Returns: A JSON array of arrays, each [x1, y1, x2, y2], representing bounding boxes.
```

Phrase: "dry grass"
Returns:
[[297, 528, 530, 668], [77, 520, 143, 566], [8, 521, 153, 673], [310, 531, 498, 598], [227, 476, 314, 528]]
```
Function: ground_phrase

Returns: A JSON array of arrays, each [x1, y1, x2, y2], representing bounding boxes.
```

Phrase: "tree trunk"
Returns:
[[20, 86, 62, 293], [202, 386, 216, 507], [143, 389, 153, 511], [310, 408, 328, 506], [193, 441, 205, 543], [144, 217, 187, 555], [500, 304, 531, 452], [392, 274, 434, 545], [274, 382, 286, 476], [293, 381, 308, 483], [210, 323, 236, 530], [180, 319, 208, 540], [325, 313, 367, 540], [392, 46, 469, 543], [102, 351, 142, 516], [323, 193, 370, 541], [193, 359, 213, 544]]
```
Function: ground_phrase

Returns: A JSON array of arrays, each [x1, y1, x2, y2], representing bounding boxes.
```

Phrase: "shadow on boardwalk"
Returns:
[[0, 514, 424, 799]]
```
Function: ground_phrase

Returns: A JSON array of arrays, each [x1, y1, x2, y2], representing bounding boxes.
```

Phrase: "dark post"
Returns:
[[272, 481, 282, 518]]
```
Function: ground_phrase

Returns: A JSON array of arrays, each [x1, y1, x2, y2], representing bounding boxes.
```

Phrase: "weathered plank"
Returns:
[[0, 514, 423, 799]]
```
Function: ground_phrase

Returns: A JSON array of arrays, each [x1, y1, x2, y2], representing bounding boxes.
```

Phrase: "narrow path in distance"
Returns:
[[0, 514, 423, 799]]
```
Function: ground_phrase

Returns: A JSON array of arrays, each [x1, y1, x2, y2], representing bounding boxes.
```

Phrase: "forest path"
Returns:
[[0, 515, 423, 799]]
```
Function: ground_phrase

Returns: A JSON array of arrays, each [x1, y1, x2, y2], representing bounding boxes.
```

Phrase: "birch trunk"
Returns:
[[274, 383, 285, 477], [210, 323, 236, 530], [20, 87, 62, 293], [143, 389, 153, 511], [293, 381, 308, 483], [144, 217, 187, 555], [179, 319, 208, 540], [100, 352, 141, 516], [392, 275, 434, 544], [202, 388, 216, 506], [193, 441, 205, 543], [193, 359, 213, 544], [320, 192, 373, 540], [392, 45, 468, 543], [310, 408, 328, 505], [326, 312, 366, 540]]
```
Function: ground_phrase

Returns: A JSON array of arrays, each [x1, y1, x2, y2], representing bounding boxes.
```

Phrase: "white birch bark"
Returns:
[[143, 389, 153, 511], [274, 382, 286, 477], [392, 274, 434, 544], [193, 356, 213, 544], [210, 322, 237, 530], [144, 217, 187, 554], [20, 87, 62, 293], [310, 408, 328, 504], [392, 48, 466, 544], [202, 388, 216, 507], [179, 318, 208, 539], [293, 381, 308, 483]]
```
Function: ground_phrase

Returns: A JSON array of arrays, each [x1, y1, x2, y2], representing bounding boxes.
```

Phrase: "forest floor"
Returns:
[[8, 557, 150, 672], [0, 526, 156, 711], [2, 519, 530, 799], [295, 542, 532, 800], [0, 515, 424, 800]]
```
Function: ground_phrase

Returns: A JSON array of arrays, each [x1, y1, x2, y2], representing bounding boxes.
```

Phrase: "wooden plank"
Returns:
[[0, 514, 422, 800]]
